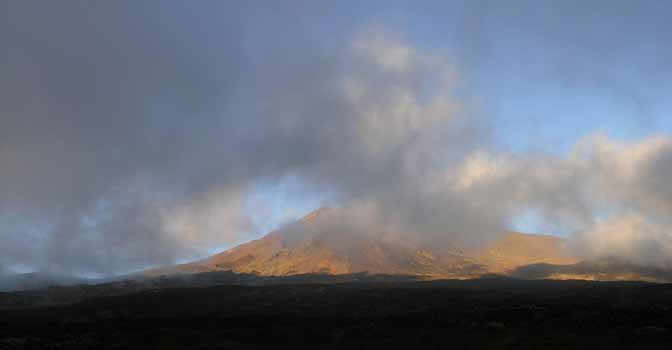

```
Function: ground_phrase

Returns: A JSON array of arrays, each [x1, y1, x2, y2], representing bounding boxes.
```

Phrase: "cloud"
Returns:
[[1, 1, 671, 276], [455, 133, 672, 267], [0, 2, 486, 275], [0, 1, 259, 275], [572, 214, 672, 268]]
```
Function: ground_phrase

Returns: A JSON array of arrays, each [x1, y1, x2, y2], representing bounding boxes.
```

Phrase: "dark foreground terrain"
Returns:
[[2, 276, 672, 349]]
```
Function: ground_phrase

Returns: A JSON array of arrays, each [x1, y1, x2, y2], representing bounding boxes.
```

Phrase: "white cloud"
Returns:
[[454, 132, 672, 266]]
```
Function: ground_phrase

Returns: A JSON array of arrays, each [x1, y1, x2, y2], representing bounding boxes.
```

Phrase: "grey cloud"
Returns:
[[1, 1, 256, 274], [1, 0, 495, 275], [2, 1, 671, 276]]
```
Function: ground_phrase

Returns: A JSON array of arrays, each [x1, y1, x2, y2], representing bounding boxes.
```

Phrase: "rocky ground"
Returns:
[[2, 277, 672, 349]]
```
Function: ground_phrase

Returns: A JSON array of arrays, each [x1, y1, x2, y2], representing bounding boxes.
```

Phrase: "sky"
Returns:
[[2, 0, 672, 275]]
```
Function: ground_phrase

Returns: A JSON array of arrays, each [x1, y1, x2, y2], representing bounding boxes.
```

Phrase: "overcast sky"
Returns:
[[2, 1, 672, 275]]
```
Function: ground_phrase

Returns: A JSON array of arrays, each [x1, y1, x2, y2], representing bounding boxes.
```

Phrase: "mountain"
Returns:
[[147, 209, 484, 279], [146, 208, 578, 279]]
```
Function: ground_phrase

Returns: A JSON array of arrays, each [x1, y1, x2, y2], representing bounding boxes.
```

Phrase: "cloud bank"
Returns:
[[1, 1, 671, 275], [457, 134, 672, 267]]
